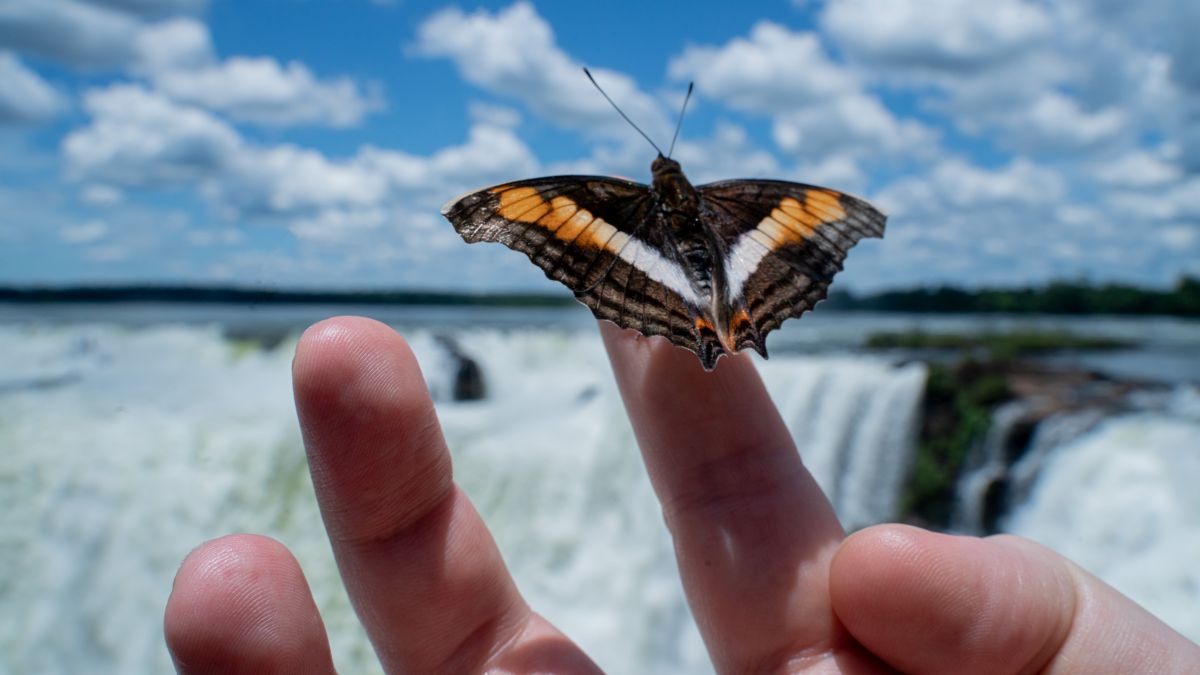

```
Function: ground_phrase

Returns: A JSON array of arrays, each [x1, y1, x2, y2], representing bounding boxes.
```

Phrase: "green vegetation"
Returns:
[[890, 325, 1132, 527], [902, 360, 1013, 527], [826, 276, 1200, 317], [864, 329, 1131, 358], [2, 277, 1197, 315], [888, 324, 1131, 526]]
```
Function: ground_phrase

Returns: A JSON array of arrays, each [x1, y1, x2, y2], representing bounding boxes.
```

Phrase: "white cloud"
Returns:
[[184, 227, 242, 247], [220, 144, 389, 216], [84, 243, 130, 261], [852, 156, 1199, 289], [1, 8, 381, 128], [670, 23, 854, 112], [0, 0, 141, 67], [468, 101, 521, 128], [821, 0, 1052, 73], [18, 0, 1196, 291], [668, 21, 937, 168], [60, 219, 109, 244], [819, 0, 1191, 171], [1159, 224, 1198, 250], [670, 121, 781, 184], [80, 184, 124, 206], [772, 91, 938, 160], [62, 81, 540, 250], [1064, 0, 1200, 171], [925, 157, 1066, 209], [541, 141, 646, 180], [795, 155, 868, 194], [0, 52, 65, 123], [874, 157, 1066, 234], [83, 0, 206, 17], [63, 84, 241, 186], [1108, 176, 1200, 223], [1003, 91, 1127, 153], [352, 124, 538, 197], [818, 0, 1065, 154], [404, 122, 538, 190], [1088, 149, 1183, 188], [414, 2, 670, 141], [1164, 177, 1200, 219], [131, 18, 383, 128], [151, 56, 384, 127], [131, 17, 213, 74], [224, 122, 537, 242], [288, 207, 390, 244], [938, 86, 1134, 157]]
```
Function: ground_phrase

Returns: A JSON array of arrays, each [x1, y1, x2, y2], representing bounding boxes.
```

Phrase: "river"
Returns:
[[1, 303, 1196, 673]]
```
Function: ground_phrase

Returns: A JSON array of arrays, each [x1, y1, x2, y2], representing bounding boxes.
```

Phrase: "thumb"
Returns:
[[829, 525, 1199, 674]]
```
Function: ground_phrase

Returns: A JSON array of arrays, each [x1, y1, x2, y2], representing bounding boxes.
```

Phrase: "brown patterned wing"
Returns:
[[442, 177, 713, 365], [699, 180, 886, 356]]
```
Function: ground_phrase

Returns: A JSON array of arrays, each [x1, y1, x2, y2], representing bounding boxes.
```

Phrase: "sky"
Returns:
[[0, 0, 1197, 293]]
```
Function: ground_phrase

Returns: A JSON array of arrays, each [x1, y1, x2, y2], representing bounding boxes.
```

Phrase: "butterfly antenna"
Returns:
[[667, 81, 693, 159], [583, 67, 663, 156]]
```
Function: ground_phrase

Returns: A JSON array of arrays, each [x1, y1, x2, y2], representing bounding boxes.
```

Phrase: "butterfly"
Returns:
[[441, 71, 886, 371]]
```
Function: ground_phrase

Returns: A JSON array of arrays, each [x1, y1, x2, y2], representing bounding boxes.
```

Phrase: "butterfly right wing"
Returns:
[[443, 177, 712, 363], [699, 180, 886, 357]]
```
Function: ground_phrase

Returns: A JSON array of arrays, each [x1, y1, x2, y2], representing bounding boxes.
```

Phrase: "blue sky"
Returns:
[[1, 0, 1196, 292]]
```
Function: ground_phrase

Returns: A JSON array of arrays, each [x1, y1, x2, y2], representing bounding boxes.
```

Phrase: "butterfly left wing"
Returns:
[[443, 177, 708, 359], [699, 180, 886, 356]]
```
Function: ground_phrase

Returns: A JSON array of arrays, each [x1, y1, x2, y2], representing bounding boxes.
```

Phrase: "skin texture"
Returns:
[[164, 316, 1200, 674]]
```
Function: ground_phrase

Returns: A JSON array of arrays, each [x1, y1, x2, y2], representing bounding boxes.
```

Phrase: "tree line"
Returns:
[[1, 277, 1196, 316], [825, 277, 1199, 317]]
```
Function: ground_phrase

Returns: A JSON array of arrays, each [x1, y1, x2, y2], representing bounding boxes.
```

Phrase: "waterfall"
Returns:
[[947, 380, 1200, 643], [1004, 408, 1107, 512], [760, 356, 927, 531], [1, 323, 931, 674], [952, 400, 1036, 534], [15, 318, 1197, 666], [953, 385, 1176, 536], [1003, 386, 1200, 642], [7, 308, 1200, 674]]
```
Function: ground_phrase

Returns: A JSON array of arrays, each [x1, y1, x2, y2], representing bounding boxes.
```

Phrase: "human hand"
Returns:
[[164, 316, 1200, 673]]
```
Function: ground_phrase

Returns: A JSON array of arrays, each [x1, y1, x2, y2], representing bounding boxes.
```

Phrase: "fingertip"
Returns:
[[597, 318, 778, 452], [598, 319, 755, 381], [289, 321, 540, 673], [830, 525, 1074, 674], [291, 316, 452, 544], [165, 535, 334, 675], [598, 320, 695, 374], [598, 320, 848, 672], [829, 524, 934, 596], [293, 316, 420, 404]]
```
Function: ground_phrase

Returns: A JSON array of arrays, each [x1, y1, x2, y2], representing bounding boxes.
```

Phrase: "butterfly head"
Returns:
[[651, 154, 682, 176], [650, 154, 697, 209]]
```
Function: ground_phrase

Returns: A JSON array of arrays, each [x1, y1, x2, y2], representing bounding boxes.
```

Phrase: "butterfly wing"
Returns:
[[443, 176, 709, 360], [699, 180, 886, 356]]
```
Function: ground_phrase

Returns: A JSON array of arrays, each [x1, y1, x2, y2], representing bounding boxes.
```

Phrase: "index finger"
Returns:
[[293, 317, 599, 674], [600, 322, 866, 672]]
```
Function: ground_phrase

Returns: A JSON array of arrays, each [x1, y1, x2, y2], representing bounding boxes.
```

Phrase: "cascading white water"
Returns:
[[1004, 387, 1200, 643], [0, 322, 929, 674], [952, 400, 1036, 534], [759, 357, 927, 531], [1003, 407, 1107, 512]]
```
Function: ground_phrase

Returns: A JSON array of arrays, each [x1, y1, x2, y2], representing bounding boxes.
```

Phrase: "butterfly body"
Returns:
[[442, 155, 885, 370]]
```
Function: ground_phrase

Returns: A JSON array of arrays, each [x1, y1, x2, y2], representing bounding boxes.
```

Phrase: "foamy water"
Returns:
[[1005, 388, 1200, 642], [0, 318, 1195, 673]]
